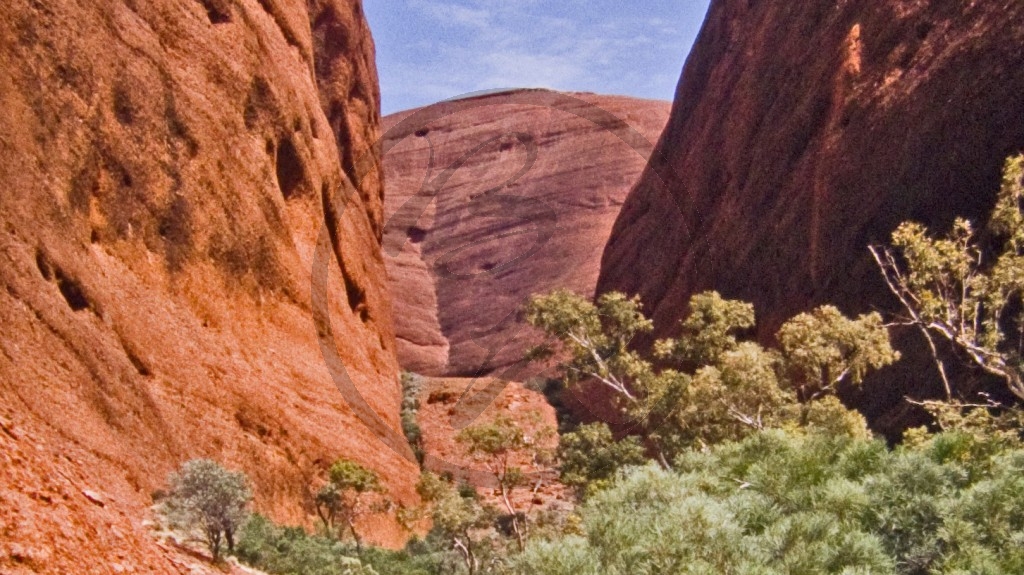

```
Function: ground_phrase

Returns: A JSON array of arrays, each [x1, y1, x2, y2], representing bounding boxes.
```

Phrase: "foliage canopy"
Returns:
[[525, 288, 896, 463], [871, 154, 1024, 401], [516, 429, 1024, 575]]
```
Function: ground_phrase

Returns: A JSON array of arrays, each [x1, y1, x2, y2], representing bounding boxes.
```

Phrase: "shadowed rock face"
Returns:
[[381, 90, 671, 378], [0, 0, 417, 568], [597, 1, 1024, 432]]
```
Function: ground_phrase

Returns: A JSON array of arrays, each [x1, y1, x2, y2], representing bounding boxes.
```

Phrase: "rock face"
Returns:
[[381, 90, 671, 377], [597, 1, 1024, 430], [0, 0, 416, 569]]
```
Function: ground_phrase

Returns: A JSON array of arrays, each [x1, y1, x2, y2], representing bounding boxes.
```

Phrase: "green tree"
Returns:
[[525, 289, 653, 402], [777, 305, 899, 402], [416, 472, 496, 574], [556, 422, 646, 498], [652, 290, 755, 369], [316, 459, 386, 551], [456, 414, 551, 552], [525, 289, 894, 464], [160, 459, 252, 561], [870, 154, 1024, 401]]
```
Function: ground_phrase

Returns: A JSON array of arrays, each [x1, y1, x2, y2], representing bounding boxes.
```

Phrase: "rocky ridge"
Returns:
[[0, 0, 415, 570]]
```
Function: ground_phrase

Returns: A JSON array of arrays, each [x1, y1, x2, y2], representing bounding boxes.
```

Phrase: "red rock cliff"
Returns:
[[381, 90, 670, 377], [0, 0, 416, 570], [597, 1, 1024, 429]]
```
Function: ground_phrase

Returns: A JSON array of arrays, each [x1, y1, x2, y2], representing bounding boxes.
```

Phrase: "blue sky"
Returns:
[[364, 1, 712, 115]]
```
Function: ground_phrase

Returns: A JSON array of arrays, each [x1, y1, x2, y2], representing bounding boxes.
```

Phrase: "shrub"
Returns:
[[557, 422, 646, 498], [236, 514, 378, 575], [315, 459, 386, 551], [401, 372, 425, 465], [456, 414, 553, 551], [515, 429, 1024, 574], [160, 459, 252, 561], [237, 513, 453, 575], [871, 153, 1024, 402], [416, 472, 497, 574]]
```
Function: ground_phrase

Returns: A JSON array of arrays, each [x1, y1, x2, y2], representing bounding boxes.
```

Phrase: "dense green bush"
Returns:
[[557, 422, 646, 498], [237, 514, 373, 575], [237, 513, 449, 575], [515, 429, 1024, 575]]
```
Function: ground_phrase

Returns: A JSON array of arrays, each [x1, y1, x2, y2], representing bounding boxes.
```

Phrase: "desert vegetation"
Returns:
[[157, 459, 252, 561]]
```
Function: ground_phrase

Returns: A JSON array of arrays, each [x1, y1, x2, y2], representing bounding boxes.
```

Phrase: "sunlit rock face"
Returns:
[[382, 89, 670, 378], [0, 0, 418, 568], [597, 1, 1024, 433]]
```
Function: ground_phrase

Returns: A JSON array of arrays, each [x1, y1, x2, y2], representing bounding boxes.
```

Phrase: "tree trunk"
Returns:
[[207, 527, 222, 561], [348, 518, 362, 553], [316, 504, 334, 532], [454, 535, 475, 575], [500, 484, 525, 552]]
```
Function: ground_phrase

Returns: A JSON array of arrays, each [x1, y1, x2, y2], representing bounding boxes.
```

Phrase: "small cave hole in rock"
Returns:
[[54, 269, 90, 312], [265, 138, 276, 155], [407, 226, 427, 243], [414, 128, 430, 138], [235, 409, 270, 437], [275, 138, 304, 200], [113, 87, 134, 125], [898, 49, 916, 69], [343, 273, 369, 322], [197, 0, 231, 24], [499, 141, 515, 152], [916, 21, 933, 40]]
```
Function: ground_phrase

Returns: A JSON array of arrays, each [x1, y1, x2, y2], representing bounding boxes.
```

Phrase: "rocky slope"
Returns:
[[597, 1, 1024, 430], [0, 0, 416, 569], [414, 377, 567, 512], [381, 90, 671, 377]]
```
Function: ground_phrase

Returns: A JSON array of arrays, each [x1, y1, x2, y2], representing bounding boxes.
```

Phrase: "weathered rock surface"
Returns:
[[597, 1, 1024, 431], [382, 90, 671, 377], [0, 0, 416, 568]]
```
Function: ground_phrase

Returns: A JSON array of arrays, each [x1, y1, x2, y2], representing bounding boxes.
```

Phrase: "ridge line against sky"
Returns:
[[364, 1, 712, 115]]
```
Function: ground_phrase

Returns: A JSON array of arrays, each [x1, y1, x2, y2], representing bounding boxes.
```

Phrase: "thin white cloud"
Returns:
[[412, 0, 493, 29]]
